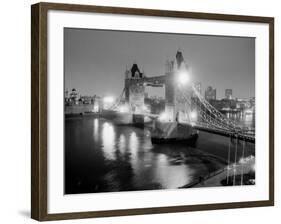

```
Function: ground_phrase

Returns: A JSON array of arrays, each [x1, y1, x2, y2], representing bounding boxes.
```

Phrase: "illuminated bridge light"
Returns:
[[142, 105, 151, 113], [118, 105, 129, 113], [103, 96, 115, 103], [190, 111, 197, 121], [103, 96, 115, 110], [158, 112, 169, 122], [177, 71, 190, 85]]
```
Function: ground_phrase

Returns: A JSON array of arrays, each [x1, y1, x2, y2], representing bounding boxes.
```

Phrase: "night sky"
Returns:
[[64, 28, 255, 99]]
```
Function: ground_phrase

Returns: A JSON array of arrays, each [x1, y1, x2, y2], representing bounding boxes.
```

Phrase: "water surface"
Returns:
[[65, 116, 255, 194]]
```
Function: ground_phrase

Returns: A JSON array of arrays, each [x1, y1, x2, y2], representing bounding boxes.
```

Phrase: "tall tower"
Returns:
[[225, 89, 233, 99], [165, 60, 176, 121], [176, 50, 185, 68], [165, 50, 191, 122], [205, 86, 216, 101], [124, 64, 145, 113]]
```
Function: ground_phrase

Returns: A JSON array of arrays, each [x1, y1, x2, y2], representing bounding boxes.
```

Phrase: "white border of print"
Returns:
[[48, 10, 269, 214]]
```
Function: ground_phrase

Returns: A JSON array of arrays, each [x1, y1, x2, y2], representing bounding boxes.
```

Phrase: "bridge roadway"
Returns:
[[193, 125, 255, 143], [138, 113, 255, 143]]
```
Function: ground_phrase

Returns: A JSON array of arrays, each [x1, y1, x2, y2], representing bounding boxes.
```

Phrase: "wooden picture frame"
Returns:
[[31, 2, 274, 221]]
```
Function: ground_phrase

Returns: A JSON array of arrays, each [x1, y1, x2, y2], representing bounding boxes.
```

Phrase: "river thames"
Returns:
[[65, 113, 255, 194]]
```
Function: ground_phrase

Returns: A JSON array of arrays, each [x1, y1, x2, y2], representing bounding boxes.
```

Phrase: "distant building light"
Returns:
[[92, 105, 99, 113]]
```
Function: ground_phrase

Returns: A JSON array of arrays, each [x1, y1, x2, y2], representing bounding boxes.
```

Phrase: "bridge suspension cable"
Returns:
[[109, 88, 125, 111], [176, 84, 244, 134], [191, 85, 242, 132]]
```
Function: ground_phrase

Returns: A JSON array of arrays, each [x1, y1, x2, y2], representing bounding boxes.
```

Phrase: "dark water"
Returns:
[[65, 116, 255, 194]]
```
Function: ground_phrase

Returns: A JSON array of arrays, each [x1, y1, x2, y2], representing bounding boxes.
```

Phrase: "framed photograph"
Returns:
[[31, 2, 274, 221]]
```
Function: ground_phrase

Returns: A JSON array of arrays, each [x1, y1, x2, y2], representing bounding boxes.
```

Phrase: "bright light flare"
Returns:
[[177, 71, 190, 85], [190, 111, 197, 121], [142, 105, 151, 113], [118, 105, 129, 113], [92, 105, 99, 112], [103, 96, 115, 104], [158, 112, 168, 122]]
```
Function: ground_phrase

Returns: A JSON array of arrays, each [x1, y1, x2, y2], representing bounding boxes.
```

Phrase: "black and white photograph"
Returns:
[[64, 28, 256, 194]]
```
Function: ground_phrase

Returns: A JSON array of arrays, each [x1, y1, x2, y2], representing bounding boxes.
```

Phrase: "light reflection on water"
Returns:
[[93, 118, 99, 141], [129, 132, 138, 160], [153, 154, 193, 189], [102, 122, 116, 160], [224, 112, 255, 129], [65, 116, 255, 194], [118, 134, 126, 153]]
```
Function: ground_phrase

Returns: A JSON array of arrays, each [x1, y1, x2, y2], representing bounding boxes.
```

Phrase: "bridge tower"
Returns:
[[124, 63, 145, 114], [165, 50, 191, 122], [165, 60, 176, 121]]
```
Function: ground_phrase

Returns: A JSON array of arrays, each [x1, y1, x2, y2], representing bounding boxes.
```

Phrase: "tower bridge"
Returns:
[[110, 50, 255, 143], [124, 50, 188, 121]]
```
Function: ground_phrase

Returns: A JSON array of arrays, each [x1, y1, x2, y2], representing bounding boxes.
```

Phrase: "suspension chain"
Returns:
[[177, 84, 243, 134], [109, 88, 125, 110]]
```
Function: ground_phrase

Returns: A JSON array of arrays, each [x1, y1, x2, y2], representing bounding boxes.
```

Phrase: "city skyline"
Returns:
[[64, 28, 255, 99], [65, 86, 252, 101]]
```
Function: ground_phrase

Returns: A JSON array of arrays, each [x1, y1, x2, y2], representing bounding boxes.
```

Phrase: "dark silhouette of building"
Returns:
[[205, 86, 216, 101], [130, 63, 144, 78], [194, 82, 202, 94], [225, 89, 233, 99]]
